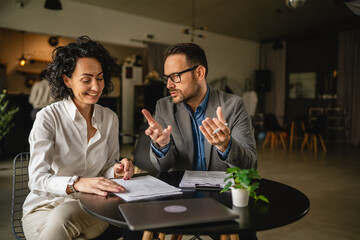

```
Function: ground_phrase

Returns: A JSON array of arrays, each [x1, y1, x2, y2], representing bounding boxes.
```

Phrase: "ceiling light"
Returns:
[[44, 0, 62, 10], [18, 31, 27, 67], [285, 0, 306, 9], [182, 0, 206, 42]]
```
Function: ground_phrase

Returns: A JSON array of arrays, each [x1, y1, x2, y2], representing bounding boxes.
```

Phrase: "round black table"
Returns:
[[79, 171, 309, 235]]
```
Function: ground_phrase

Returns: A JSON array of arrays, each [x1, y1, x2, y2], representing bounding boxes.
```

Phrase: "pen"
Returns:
[[212, 123, 228, 134], [114, 159, 131, 172]]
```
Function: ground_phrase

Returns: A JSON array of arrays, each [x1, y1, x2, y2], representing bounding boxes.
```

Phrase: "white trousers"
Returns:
[[22, 200, 108, 240]]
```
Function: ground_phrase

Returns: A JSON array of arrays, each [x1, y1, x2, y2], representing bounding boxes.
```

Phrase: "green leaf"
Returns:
[[256, 195, 270, 203], [221, 166, 269, 204]]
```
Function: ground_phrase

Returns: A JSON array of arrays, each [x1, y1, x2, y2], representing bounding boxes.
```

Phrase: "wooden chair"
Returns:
[[262, 113, 287, 150], [301, 115, 327, 153]]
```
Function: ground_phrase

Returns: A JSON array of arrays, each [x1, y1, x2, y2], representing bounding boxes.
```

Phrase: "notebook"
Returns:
[[118, 197, 238, 230]]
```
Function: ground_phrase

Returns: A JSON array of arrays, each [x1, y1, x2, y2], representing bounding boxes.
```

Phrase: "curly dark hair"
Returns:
[[46, 36, 118, 100], [164, 42, 208, 78]]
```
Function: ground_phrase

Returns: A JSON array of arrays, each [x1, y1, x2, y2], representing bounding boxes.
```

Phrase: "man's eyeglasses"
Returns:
[[160, 65, 199, 84]]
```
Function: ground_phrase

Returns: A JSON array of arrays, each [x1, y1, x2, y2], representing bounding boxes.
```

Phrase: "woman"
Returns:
[[22, 36, 134, 240]]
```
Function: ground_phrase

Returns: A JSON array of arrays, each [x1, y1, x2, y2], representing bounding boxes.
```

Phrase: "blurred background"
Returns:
[[0, 0, 359, 239]]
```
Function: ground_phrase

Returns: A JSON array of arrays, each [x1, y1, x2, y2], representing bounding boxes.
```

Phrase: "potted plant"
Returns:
[[0, 89, 19, 142], [221, 167, 269, 207]]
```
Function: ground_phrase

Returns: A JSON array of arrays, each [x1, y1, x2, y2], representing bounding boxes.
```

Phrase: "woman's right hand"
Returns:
[[73, 177, 126, 196]]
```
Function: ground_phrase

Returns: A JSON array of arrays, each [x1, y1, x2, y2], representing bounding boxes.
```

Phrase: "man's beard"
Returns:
[[169, 76, 200, 104]]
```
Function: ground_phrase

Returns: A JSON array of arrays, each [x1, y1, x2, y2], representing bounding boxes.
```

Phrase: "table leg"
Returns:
[[220, 234, 240, 240], [142, 231, 153, 240], [230, 234, 240, 240], [170, 235, 183, 240], [220, 235, 228, 240]]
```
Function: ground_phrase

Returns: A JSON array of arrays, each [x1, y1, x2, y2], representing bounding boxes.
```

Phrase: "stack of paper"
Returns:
[[112, 175, 182, 201]]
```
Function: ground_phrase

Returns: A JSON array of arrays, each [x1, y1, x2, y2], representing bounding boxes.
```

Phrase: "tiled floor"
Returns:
[[1, 143, 359, 239]]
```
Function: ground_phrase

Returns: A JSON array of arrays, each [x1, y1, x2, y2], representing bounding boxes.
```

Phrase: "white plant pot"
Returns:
[[231, 188, 250, 207]]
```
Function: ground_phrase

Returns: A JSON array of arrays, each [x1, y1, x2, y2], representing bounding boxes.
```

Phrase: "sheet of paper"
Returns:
[[112, 175, 182, 201], [179, 170, 230, 188]]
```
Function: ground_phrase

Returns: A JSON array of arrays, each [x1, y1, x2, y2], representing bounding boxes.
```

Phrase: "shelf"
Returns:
[[15, 59, 49, 75]]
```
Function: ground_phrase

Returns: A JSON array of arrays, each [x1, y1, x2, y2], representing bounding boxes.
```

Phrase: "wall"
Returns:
[[0, 0, 259, 158], [0, 0, 259, 93], [0, 28, 146, 94]]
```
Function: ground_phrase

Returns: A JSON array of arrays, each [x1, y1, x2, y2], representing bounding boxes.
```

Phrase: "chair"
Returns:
[[11, 152, 30, 240], [325, 108, 349, 142], [262, 113, 287, 150], [122, 122, 159, 173], [11, 152, 122, 240], [132, 128, 159, 173], [301, 114, 327, 153]]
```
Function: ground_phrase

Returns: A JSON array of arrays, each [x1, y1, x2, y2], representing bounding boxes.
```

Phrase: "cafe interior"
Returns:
[[0, 0, 360, 239]]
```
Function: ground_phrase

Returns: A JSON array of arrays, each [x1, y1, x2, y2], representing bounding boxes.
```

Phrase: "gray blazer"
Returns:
[[150, 86, 257, 171]]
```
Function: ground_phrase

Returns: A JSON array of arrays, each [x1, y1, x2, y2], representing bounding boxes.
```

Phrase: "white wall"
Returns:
[[0, 0, 259, 95]]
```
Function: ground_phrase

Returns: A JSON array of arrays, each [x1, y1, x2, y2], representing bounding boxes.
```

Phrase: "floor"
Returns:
[[1, 142, 359, 240]]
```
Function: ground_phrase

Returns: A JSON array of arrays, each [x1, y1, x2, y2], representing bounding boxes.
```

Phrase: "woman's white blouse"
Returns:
[[23, 97, 119, 216]]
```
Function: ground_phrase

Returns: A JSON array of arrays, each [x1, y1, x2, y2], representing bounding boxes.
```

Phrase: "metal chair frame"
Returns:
[[11, 152, 30, 240]]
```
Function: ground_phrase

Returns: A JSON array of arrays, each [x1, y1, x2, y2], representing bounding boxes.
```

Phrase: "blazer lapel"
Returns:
[[204, 87, 220, 170], [175, 104, 194, 165]]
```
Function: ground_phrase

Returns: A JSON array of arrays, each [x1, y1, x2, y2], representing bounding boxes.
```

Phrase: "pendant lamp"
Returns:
[[18, 31, 27, 67]]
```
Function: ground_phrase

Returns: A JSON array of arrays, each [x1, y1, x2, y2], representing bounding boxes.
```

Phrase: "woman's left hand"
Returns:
[[114, 158, 134, 180]]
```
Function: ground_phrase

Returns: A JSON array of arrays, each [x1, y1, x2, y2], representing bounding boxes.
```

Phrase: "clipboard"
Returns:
[[179, 171, 231, 191], [195, 183, 222, 191]]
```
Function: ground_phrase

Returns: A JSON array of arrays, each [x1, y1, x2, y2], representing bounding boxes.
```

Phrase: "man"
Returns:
[[142, 42, 257, 172], [29, 69, 55, 121]]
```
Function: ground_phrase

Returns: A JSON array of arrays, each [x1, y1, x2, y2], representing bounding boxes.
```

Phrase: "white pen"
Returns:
[[212, 123, 228, 134]]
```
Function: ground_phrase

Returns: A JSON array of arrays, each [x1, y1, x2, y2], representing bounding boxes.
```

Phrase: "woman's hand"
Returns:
[[114, 158, 134, 180], [73, 177, 126, 196]]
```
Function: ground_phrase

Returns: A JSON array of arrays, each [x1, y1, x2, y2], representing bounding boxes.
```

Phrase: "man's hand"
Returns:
[[142, 109, 172, 147], [199, 106, 231, 152], [114, 158, 134, 180]]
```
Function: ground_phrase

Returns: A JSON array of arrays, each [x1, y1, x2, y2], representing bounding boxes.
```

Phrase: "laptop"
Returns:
[[118, 197, 239, 230]]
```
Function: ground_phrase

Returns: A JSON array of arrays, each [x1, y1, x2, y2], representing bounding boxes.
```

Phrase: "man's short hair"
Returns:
[[164, 43, 208, 78]]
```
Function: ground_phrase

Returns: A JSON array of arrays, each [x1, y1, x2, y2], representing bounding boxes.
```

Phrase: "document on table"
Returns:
[[112, 175, 182, 201], [179, 170, 231, 189]]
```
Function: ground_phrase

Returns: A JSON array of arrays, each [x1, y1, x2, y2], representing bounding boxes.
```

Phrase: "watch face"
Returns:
[[69, 176, 79, 184]]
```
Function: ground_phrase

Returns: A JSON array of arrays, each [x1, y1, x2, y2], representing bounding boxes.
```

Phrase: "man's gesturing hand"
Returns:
[[199, 106, 231, 152], [142, 109, 172, 147]]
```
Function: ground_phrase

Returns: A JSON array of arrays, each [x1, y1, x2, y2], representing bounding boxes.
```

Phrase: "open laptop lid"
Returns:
[[118, 197, 239, 231]]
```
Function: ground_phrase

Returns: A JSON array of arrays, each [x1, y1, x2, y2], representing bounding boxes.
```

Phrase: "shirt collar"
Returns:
[[64, 97, 77, 121], [197, 86, 210, 113], [64, 97, 97, 122], [184, 85, 210, 114]]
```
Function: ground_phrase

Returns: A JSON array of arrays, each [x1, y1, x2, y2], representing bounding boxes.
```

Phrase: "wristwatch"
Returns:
[[68, 175, 80, 193]]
